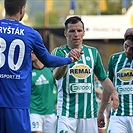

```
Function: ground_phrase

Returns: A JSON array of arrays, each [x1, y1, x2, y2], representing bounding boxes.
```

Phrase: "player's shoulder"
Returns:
[[53, 44, 67, 51], [83, 44, 98, 50], [19, 22, 32, 29], [110, 51, 124, 58], [83, 44, 99, 54], [20, 23, 38, 35], [51, 44, 67, 56], [58, 44, 67, 50]]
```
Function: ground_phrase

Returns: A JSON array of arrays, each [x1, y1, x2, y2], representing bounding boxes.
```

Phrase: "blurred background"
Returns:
[[0, 0, 133, 70]]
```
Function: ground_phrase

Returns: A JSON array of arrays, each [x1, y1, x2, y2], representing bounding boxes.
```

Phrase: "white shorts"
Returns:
[[57, 116, 98, 133], [107, 116, 133, 133], [30, 113, 57, 133]]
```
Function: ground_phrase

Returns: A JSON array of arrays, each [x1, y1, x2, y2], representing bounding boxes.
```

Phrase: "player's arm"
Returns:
[[95, 52, 119, 128], [36, 49, 73, 67], [97, 78, 119, 128], [100, 78, 119, 112], [53, 65, 68, 80], [33, 31, 77, 67], [53, 49, 82, 80]]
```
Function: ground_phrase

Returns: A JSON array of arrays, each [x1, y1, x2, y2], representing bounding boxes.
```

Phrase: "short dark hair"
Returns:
[[125, 35, 133, 41], [4, 0, 26, 16], [64, 16, 84, 30], [124, 28, 133, 41]]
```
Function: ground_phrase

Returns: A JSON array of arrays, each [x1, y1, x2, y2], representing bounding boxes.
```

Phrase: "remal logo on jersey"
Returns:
[[117, 68, 133, 82], [69, 64, 91, 79]]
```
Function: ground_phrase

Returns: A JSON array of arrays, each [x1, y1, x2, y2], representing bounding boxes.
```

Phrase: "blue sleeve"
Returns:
[[33, 30, 72, 67], [36, 48, 72, 67]]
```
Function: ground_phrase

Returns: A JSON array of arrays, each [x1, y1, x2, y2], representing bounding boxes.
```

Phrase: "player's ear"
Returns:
[[20, 6, 25, 15]]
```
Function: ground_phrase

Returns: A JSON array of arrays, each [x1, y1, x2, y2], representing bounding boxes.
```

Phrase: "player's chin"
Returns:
[[73, 42, 81, 46]]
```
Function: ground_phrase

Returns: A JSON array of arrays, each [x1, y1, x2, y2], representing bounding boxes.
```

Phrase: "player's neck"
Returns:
[[68, 43, 82, 50], [5, 15, 19, 21], [33, 61, 44, 69]]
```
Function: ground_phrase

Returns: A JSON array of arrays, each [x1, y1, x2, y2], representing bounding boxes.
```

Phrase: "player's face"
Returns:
[[64, 22, 85, 49], [123, 40, 133, 58]]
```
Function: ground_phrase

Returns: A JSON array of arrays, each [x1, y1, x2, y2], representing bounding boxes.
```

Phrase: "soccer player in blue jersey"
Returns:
[[0, 0, 81, 132]]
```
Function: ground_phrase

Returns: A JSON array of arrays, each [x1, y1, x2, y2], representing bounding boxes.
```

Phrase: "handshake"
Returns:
[[68, 48, 84, 63]]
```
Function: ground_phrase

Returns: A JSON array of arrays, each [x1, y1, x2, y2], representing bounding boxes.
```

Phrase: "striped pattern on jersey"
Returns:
[[52, 44, 107, 118], [108, 51, 133, 116]]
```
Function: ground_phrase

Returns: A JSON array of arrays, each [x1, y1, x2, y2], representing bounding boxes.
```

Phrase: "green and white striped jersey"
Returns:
[[108, 51, 133, 116], [52, 44, 107, 118]]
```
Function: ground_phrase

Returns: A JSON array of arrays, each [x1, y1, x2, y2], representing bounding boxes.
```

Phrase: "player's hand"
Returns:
[[97, 113, 105, 128], [68, 48, 83, 62], [110, 90, 119, 110]]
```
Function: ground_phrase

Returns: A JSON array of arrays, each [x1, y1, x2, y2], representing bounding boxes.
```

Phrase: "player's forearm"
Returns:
[[98, 88, 111, 114], [37, 50, 72, 67], [53, 65, 68, 80], [99, 78, 116, 114], [100, 78, 116, 96]]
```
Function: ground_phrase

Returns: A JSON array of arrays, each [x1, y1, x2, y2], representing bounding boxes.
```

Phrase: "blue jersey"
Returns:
[[0, 19, 72, 109]]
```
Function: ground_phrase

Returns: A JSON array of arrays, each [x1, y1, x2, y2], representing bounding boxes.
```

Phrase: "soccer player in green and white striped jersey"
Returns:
[[51, 16, 119, 133], [107, 28, 133, 133]]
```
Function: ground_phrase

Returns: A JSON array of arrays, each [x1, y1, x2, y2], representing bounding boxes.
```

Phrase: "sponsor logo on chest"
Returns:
[[69, 83, 92, 93], [69, 64, 91, 79], [117, 85, 133, 95], [117, 68, 133, 82]]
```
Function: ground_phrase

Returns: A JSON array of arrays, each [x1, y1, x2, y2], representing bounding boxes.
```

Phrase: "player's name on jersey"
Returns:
[[0, 26, 24, 35]]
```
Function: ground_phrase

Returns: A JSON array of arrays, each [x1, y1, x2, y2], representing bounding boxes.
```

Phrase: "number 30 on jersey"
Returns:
[[0, 37, 25, 71]]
